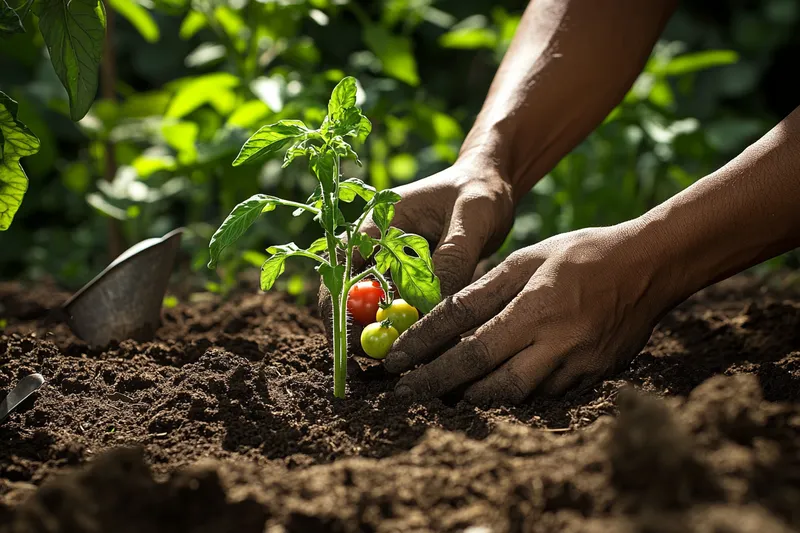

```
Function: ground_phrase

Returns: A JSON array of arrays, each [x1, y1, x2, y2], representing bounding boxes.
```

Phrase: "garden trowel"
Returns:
[[60, 227, 185, 348], [0, 373, 45, 424]]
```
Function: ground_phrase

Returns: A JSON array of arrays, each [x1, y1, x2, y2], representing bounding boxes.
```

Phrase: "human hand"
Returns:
[[383, 221, 678, 404], [318, 161, 516, 354]]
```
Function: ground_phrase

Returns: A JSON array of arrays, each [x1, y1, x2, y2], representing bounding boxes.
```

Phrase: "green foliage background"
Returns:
[[1, 0, 798, 295]]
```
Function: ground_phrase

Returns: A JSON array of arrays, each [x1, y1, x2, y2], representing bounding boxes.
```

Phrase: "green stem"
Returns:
[[325, 150, 348, 398]]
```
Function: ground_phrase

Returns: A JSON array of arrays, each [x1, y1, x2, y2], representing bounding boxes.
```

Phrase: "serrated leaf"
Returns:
[[107, 0, 159, 43], [0, 0, 24, 34], [208, 193, 285, 268], [327, 76, 357, 122], [0, 92, 40, 230], [232, 119, 308, 166], [338, 177, 376, 203], [367, 189, 401, 234], [35, 0, 106, 121], [375, 227, 440, 313]]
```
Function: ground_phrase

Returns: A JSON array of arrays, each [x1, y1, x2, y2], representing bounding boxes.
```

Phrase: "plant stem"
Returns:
[[325, 150, 349, 398]]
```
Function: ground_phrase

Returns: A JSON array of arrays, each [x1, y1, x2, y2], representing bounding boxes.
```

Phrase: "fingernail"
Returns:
[[383, 350, 409, 373], [394, 384, 415, 402]]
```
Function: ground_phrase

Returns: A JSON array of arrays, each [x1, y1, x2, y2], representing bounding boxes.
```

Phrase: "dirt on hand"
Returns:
[[0, 273, 799, 533]]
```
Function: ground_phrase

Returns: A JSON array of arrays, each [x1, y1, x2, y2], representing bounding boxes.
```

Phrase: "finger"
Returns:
[[383, 254, 534, 374], [432, 197, 491, 297], [393, 290, 538, 401], [464, 342, 564, 405]]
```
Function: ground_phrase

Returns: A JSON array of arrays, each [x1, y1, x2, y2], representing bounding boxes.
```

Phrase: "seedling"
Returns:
[[207, 77, 441, 398]]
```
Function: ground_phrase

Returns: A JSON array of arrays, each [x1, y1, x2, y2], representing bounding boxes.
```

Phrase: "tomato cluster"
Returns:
[[346, 279, 420, 359]]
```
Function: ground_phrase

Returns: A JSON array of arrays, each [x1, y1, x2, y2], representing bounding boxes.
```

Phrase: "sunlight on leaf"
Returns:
[[0, 92, 40, 230], [35, 0, 106, 120]]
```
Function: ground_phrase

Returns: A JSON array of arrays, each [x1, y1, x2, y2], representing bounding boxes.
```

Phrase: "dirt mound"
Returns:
[[0, 274, 799, 532]]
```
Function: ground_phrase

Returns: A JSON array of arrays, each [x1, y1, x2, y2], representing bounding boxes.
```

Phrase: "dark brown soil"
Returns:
[[0, 272, 799, 533]]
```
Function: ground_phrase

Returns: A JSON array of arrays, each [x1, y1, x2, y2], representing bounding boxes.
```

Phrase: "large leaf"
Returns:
[[107, 0, 158, 43], [35, 0, 106, 121], [232, 119, 308, 166], [0, 0, 24, 34], [363, 25, 419, 86], [207, 194, 283, 268], [0, 92, 40, 230], [375, 227, 440, 313]]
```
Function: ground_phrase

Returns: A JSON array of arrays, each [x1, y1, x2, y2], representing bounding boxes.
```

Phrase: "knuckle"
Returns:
[[460, 336, 494, 376], [500, 368, 530, 404], [445, 293, 478, 326]]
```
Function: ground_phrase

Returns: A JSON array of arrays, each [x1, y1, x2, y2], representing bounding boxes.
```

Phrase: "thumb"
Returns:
[[432, 203, 487, 297]]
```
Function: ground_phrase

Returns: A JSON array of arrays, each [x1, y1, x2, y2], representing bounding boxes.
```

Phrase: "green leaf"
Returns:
[[232, 119, 308, 166], [368, 189, 401, 235], [332, 138, 361, 165], [0, 92, 40, 230], [331, 108, 372, 144], [107, 0, 159, 43], [375, 228, 440, 313], [166, 73, 239, 119], [655, 50, 739, 77], [283, 140, 312, 168], [338, 177, 376, 203], [363, 25, 419, 86], [259, 242, 327, 291], [310, 149, 337, 198], [318, 263, 345, 298], [179, 10, 205, 39], [208, 193, 283, 268], [1, 0, 24, 34], [307, 236, 328, 254], [260, 253, 288, 291], [351, 231, 376, 261], [327, 76, 357, 122], [35, 0, 106, 121]]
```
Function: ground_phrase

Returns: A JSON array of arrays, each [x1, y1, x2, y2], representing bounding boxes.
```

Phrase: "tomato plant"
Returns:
[[347, 280, 385, 325], [207, 76, 442, 398], [376, 298, 419, 334], [360, 321, 399, 360]]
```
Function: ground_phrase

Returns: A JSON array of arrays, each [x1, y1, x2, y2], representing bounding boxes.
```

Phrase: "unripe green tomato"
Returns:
[[376, 299, 419, 334], [360, 322, 399, 359]]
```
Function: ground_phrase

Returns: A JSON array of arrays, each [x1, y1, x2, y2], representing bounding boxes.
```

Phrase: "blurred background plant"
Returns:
[[1, 0, 798, 297]]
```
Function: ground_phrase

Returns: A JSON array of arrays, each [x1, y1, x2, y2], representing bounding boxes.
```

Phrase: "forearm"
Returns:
[[639, 106, 800, 307], [458, 0, 677, 204]]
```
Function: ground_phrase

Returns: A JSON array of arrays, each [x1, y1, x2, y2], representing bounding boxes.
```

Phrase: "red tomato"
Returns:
[[347, 280, 385, 325]]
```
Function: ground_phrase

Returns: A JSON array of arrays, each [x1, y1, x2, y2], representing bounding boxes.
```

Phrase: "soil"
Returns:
[[0, 272, 799, 533]]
